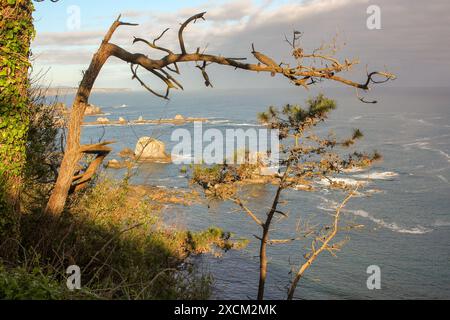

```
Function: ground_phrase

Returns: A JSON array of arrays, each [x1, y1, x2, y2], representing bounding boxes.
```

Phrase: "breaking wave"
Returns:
[[317, 197, 433, 235], [317, 177, 368, 187], [349, 209, 433, 234], [352, 171, 399, 180]]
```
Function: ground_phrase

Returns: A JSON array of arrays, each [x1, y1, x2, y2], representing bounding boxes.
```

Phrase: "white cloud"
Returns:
[[32, 0, 450, 88]]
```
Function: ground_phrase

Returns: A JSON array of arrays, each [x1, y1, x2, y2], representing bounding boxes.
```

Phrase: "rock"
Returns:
[[134, 137, 170, 162], [174, 114, 184, 120], [85, 104, 103, 116], [118, 117, 127, 124], [259, 166, 279, 176], [107, 159, 133, 169], [96, 117, 110, 123], [106, 159, 123, 169], [118, 147, 135, 158]]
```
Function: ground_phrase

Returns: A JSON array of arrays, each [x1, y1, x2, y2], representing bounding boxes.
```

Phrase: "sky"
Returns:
[[31, 0, 450, 91]]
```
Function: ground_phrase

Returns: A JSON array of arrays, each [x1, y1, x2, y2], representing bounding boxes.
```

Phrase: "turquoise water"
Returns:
[[60, 87, 450, 299]]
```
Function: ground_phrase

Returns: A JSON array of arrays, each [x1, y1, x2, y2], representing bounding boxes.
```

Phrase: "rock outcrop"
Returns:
[[96, 117, 110, 124], [134, 137, 171, 162], [84, 104, 103, 116], [118, 117, 127, 124], [118, 148, 135, 158], [106, 158, 132, 169], [106, 159, 123, 169]]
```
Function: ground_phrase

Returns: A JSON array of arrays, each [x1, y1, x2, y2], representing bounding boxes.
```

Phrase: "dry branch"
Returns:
[[46, 11, 395, 217], [287, 189, 357, 300]]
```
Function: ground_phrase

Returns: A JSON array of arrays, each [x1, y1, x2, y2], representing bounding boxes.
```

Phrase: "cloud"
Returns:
[[31, 0, 450, 88], [34, 30, 105, 47]]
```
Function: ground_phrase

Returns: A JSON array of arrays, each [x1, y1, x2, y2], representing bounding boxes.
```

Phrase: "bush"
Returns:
[[14, 177, 245, 300]]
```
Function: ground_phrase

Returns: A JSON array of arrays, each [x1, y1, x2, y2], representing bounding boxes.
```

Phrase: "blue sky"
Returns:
[[35, 0, 214, 31], [31, 0, 450, 90], [34, 0, 288, 32]]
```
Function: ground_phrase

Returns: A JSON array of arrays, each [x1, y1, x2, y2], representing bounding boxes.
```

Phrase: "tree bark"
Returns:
[[257, 182, 284, 300], [45, 13, 394, 216], [45, 31, 114, 215]]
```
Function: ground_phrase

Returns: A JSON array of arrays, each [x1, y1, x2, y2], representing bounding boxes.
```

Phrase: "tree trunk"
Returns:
[[257, 226, 269, 300], [257, 182, 284, 300], [45, 50, 110, 216]]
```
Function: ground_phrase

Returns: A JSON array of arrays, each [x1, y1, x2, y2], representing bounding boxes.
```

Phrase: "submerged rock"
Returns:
[[85, 104, 103, 116], [107, 159, 122, 169], [118, 117, 127, 124], [96, 117, 110, 123], [134, 137, 171, 162], [107, 158, 133, 169], [118, 147, 135, 158]]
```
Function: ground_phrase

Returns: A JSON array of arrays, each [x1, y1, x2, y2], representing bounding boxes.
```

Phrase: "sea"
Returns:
[[56, 86, 450, 299]]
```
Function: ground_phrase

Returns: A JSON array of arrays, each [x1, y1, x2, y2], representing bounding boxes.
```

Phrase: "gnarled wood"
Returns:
[[46, 12, 394, 216]]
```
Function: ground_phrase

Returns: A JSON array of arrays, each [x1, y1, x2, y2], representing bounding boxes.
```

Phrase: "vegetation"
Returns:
[[45, 11, 394, 217], [0, 3, 394, 300], [192, 94, 380, 300], [0, 0, 35, 258], [1, 176, 244, 299]]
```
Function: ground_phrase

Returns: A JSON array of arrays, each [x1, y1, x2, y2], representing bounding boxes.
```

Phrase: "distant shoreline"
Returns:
[[44, 87, 132, 96], [82, 117, 208, 126]]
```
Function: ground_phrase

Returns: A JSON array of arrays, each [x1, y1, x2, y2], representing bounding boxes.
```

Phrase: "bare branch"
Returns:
[[230, 198, 264, 227], [178, 12, 206, 54], [287, 188, 357, 300], [130, 64, 169, 100]]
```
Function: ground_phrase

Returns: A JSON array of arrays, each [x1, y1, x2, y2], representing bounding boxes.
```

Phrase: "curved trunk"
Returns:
[[45, 50, 110, 216]]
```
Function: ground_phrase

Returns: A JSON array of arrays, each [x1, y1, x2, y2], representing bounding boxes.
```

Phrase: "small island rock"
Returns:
[[134, 137, 171, 162]]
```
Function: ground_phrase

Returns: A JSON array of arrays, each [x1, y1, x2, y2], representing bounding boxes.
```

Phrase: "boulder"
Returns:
[[106, 159, 123, 169], [118, 147, 135, 158], [118, 117, 127, 124], [96, 117, 110, 123], [107, 159, 133, 169], [85, 104, 103, 116], [134, 137, 170, 162]]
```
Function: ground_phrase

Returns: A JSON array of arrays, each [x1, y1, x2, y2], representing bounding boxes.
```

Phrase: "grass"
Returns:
[[0, 177, 246, 300]]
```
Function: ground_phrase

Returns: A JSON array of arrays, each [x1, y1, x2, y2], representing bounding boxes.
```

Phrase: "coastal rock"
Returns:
[[85, 104, 103, 116], [134, 137, 171, 162], [118, 148, 135, 158], [107, 159, 133, 169], [118, 117, 127, 124], [106, 159, 122, 169], [96, 117, 110, 123]]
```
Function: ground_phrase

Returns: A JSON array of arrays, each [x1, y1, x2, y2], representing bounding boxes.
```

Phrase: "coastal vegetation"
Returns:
[[192, 95, 380, 299], [0, 1, 394, 300]]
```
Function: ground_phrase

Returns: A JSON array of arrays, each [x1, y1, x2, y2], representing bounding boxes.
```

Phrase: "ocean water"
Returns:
[[58, 87, 450, 299]]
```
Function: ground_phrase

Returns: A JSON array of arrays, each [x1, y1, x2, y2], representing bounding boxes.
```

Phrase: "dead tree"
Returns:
[[45, 12, 395, 216]]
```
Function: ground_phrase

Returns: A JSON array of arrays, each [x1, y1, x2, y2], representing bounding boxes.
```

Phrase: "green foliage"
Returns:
[[0, 265, 65, 300], [196, 95, 381, 199], [186, 227, 248, 255], [15, 178, 244, 299], [0, 0, 35, 247], [258, 93, 337, 140]]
